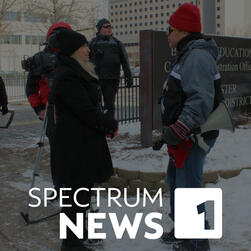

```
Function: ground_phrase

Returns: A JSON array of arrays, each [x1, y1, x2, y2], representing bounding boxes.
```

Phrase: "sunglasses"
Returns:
[[168, 27, 179, 34], [102, 25, 113, 29]]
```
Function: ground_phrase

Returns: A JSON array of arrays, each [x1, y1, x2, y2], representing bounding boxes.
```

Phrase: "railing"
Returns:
[[116, 77, 140, 123], [2, 72, 140, 123], [1, 72, 27, 102]]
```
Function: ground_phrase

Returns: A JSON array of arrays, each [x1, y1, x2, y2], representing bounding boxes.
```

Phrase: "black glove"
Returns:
[[162, 120, 190, 147], [152, 140, 165, 151], [125, 78, 133, 88], [99, 115, 118, 135], [1, 104, 8, 115], [162, 126, 181, 147]]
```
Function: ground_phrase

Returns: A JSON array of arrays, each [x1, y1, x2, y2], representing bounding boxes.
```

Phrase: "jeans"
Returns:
[[166, 138, 216, 226]]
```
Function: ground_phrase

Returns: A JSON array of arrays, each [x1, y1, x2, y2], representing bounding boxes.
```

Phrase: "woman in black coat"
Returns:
[[50, 29, 118, 251]]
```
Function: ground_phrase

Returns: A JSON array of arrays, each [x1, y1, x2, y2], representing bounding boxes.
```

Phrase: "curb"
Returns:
[[101, 167, 251, 195]]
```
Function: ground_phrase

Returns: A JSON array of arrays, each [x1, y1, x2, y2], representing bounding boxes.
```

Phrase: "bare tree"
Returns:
[[24, 0, 97, 37], [0, 0, 17, 36]]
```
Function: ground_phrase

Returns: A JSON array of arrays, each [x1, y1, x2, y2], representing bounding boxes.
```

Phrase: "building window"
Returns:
[[24, 12, 47, 22], [25, 35, 45, 45], [217, 7, 220, 11], [155, 6, 158, 10], [135, 30, 138, 34], [217, 15, 220, 19], [3, 11, 20, 21], [155, 14, 158, 17], [1, 35, 22, 44], [217, 23, 221, 27]]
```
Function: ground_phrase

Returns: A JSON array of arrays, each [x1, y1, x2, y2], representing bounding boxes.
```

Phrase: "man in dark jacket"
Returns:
[[0, 76, 8, 115], [89, 18, 133, 118], [158, 3, 224, 251], [25, 22, 72, 196]]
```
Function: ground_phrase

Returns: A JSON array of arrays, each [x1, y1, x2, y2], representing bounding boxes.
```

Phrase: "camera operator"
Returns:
[[25, 22, 72, 198], [0, 76, 8, 115], [50, 29, 117, 251]]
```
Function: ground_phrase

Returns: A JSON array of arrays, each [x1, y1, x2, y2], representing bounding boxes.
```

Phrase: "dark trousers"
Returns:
[[62, 185, 92, 245], [99, 79, 119, 118]]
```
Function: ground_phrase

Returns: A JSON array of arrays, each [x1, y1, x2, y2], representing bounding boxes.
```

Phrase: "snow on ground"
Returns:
[[109, 122, 251, 173], [1, 118, 251, 250]]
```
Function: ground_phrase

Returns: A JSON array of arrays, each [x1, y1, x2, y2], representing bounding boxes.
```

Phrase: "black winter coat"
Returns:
[[50, 55, 114, 186], [89, 35, 132, 80]]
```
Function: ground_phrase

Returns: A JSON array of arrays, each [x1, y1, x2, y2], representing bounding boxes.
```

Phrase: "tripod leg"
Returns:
[[21, 104, 49, 224]]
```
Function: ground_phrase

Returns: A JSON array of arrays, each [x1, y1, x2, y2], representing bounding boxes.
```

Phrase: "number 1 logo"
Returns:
[[174, 188, 222, 239]]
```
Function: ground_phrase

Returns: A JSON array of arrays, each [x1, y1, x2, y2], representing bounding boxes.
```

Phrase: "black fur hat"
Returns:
[[56, 29, 88, 56]]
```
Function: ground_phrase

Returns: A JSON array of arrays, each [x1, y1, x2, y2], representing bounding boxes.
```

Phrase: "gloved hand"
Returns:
[[1, 104, 8, 115], [99, 115, 118, 136], [162, 120, 190, 147], [106, 126, 119, 139], [125, 78, 133, 88], [152, 139, 165, 151], [168, 139, 193, 168]]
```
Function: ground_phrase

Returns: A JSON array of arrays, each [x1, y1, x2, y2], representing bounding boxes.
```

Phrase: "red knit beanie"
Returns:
[[169, 3, 201, 32]]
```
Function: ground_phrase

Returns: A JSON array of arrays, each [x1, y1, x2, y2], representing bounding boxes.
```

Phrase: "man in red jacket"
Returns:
[[25, 22, 72, 197]]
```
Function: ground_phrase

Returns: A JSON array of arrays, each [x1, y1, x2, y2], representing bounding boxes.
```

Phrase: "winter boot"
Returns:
[[160, 228, 183, 244], [83, 238, 103, 247], [61, 240, 94, 251], [173, 239, 210, 251]]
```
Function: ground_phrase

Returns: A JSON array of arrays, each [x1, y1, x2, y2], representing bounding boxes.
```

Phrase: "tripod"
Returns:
[[20, 103, 60, 225]]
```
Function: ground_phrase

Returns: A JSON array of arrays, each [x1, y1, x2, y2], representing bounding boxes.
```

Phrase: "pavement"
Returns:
[[0, 104, 59, 251]]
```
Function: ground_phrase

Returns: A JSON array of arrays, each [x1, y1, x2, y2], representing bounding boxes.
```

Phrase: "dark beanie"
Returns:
[[169, 3, 201, 33], [56, 29, 88, 56], [96, 18, 110, 31]]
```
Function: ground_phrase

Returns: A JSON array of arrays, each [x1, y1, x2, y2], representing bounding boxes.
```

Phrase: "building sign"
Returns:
[[151, 32, 251, 129]]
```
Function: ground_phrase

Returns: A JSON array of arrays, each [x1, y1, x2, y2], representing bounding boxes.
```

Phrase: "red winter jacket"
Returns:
[[26, 22, 72, 114]]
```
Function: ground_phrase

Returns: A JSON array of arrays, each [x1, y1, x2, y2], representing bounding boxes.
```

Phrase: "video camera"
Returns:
[[21, 49, 57, 77], [21, 30, 60, 85]]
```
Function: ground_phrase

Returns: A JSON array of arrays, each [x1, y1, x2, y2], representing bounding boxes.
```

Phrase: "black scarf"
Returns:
[[177, 33, 204, 51]]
